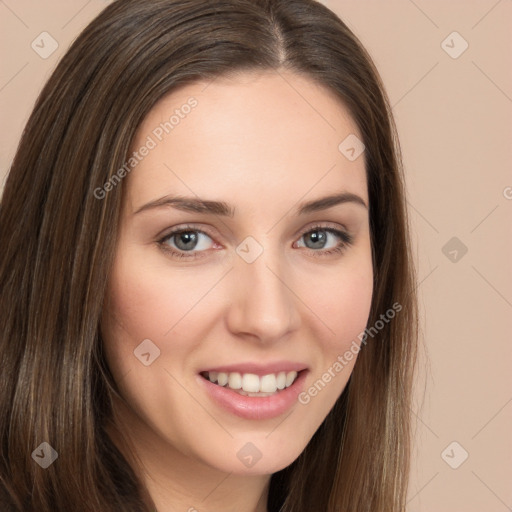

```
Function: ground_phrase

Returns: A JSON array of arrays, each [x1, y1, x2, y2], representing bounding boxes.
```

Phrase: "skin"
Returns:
[[101, 70, 373, 512]]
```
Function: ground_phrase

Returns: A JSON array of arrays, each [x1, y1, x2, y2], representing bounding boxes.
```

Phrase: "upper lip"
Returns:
[[200, 361, 308, 377]]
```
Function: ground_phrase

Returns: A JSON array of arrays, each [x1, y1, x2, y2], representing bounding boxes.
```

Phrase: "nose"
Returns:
[[225, 244, 301, 345]]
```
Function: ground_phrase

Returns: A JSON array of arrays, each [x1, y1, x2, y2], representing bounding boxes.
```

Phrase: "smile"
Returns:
[[197, 364, 309, 420]]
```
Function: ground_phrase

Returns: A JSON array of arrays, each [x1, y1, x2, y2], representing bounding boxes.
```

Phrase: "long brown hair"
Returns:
[[0, 0, 418, 510]]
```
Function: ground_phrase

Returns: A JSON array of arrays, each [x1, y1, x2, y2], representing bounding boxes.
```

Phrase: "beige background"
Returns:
[[1, 1, 511, 510]]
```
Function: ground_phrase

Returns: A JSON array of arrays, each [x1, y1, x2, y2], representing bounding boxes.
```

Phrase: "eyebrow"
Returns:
[[133, 191, 368, 217]]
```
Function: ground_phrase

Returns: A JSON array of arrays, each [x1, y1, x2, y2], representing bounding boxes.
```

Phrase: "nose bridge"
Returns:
[[226, 237, 300, 342]]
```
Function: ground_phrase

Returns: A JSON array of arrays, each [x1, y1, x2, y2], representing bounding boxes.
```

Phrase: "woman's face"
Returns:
[[102, 70, 373, 476]]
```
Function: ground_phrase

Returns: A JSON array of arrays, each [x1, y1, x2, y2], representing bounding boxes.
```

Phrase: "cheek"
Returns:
[[101, 251, 177, 379], [325, 272, 372, 343], [301, 244, 373, 372], [295, 257, 373, 422], [307, 253, 374, 353], [100, 251, 211, 444], [103, 249, 205, 349], [100, 247, 226, 390]]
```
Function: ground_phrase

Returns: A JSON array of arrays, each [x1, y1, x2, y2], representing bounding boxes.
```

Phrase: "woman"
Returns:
[[0, 0, 418, 510]]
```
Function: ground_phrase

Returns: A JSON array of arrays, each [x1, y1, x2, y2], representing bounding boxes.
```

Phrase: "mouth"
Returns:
[[199, 369, 303, 397], [197, 364, 309, 420]]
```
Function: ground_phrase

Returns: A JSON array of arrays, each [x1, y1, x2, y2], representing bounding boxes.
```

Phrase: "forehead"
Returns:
[[124, 70, 368, 214]]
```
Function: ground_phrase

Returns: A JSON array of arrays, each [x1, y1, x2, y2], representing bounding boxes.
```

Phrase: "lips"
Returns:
[[197, 362, 309, 420]]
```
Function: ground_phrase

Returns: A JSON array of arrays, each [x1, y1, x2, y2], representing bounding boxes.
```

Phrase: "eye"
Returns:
[[158, 225, 217, 260], [294, 224, 353, 257]]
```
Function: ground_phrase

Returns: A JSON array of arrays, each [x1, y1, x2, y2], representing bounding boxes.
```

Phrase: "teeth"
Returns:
[[276, 371, 286, 390], [204, 370, 300, 393], [285, 371, 297, 387], [242, 373, 260, 392], [260, 374, 277, 393], [228, 372, 242, 390]]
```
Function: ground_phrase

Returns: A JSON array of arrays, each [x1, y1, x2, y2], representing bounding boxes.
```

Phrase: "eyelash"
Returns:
[[157, 223, 354, 261]]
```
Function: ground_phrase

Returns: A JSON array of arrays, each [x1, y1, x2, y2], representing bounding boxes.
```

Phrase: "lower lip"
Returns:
[[197, 370, 308, 420]]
